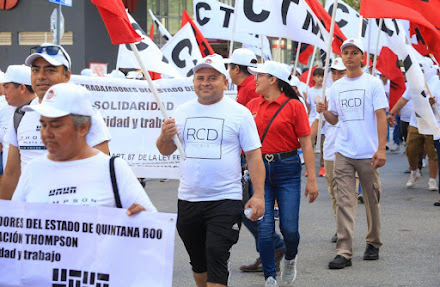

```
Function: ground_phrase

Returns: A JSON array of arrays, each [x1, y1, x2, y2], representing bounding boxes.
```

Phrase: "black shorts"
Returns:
[[177, 199, 243, 286]]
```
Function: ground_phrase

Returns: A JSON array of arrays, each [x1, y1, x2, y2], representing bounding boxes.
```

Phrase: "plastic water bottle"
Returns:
[[244, 208, 264, 220], [298, 149, 304, 165]]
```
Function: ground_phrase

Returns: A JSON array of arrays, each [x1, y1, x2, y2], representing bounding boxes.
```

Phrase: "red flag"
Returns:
[[91, 0, 142, 45], [360, 0, 440, 62], [149, 23, 154, 41], [304, 0, 346, 55], [294, 42, 314, 66], [376, 47, 405, 110], [181, 10, 214, 57], [300, 66, 317, 88]]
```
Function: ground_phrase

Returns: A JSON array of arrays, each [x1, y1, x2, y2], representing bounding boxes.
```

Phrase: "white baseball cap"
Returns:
[[224, 48, 258, 68], [331, 57, 346, 71], [193, 54, 228, 77], [289, 75, 301, 87], [0, 65, 31, 85], [248, 61, 291, 85], [341, 38, 364, 54], [23, 83, 94, 117], [25, 43, 72, 70]]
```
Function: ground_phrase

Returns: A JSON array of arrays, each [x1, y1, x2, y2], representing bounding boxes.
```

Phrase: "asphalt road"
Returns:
[[145, 149, 440, 287]]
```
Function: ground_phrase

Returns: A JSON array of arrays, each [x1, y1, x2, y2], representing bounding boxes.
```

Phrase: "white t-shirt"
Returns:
[[174, 96, 261, 202], [401, 85, 420, 128], [306, 87, 323, 126], [328, 73, 388, 159], [0, 96, 14, 169], [4, 97, 111, 170], [12, 152, 157, 212], [316, 87, 337, 160], [400, 84, 413, 122]]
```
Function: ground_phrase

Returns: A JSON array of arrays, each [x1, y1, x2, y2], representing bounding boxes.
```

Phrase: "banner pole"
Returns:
[[276, 37, 282, 61], [260, 34, 265, 63], [372, 18, 383, 77], [366, 18, 371, 72], [358, 15, 363, 38], [316, 0, 339, 153], [228, 0, 239, 57], [129, 43, 186, 160], [306, 46, 317, 87], [293, 41, 302, 75]]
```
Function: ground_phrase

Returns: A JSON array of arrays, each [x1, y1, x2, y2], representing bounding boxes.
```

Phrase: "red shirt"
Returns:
[[236, 75, 261, 106], [246, 93, 310, 154]]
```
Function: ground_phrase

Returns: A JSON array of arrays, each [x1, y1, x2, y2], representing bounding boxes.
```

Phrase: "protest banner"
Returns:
[[0, 200, 177, 287], [161, 23, 203, 77], [193, 0, 272, 59], [70, 75, 238, 179], [234, 0, 330, 51]]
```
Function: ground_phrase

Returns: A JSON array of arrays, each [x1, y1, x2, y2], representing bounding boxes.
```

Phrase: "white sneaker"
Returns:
[[281, 257, 297, 285], [428, 178, 438, 191], [422, 158, 428, 168], [265, 276, 278, 287], [388, 142, 400, 152], [406, 170, 420, 188]]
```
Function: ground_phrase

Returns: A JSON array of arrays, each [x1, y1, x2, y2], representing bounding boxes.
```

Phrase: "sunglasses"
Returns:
[[30, 45, 70, 65]]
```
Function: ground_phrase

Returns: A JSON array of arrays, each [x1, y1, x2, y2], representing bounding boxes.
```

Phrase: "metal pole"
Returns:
[[372, 18, 384, 77], [56, 4, 61, 45], [293, 41, 302, 75]]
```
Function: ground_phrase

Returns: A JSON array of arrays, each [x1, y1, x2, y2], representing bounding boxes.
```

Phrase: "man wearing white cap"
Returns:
[[12, 83, 156, 215], [157, 54, 265, 287], [0, 65, 36, 176], [319, 38, 388, 269], [0, 43, 111, 200], [226, 48, 260, 106]]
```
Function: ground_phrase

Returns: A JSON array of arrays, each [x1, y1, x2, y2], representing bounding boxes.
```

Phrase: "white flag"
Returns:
[[161, 23, 203, 77], [386, 20, 440, 135], [193, 0, 272, 59], [148, 9, 173, 42], [116, 12, 181, 78], [234, 0, 330, 51]]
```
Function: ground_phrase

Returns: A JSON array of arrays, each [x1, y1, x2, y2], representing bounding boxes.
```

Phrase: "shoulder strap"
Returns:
[[260, 98, 291, 144], [14, 99, 34, 134], [109, 156, 122, 208]]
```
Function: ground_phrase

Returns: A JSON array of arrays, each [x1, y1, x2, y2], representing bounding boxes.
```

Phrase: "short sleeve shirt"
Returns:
[[246, 93, 310, 154]]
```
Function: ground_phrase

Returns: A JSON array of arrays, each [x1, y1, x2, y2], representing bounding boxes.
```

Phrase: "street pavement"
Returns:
[[145, 148, 440, 287]]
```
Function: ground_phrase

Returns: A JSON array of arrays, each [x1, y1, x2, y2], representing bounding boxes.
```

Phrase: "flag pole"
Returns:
[[276, 37, 282, 61], [129, 43, 186, 160], [260, 34, 265, 62], [293, 41, 302, 75], [228, 0, 239, 57], [366, 18, 371, 72], [316, 0, 339, 154], [371, 18, 383, 77], [306, 46, 317, 87]]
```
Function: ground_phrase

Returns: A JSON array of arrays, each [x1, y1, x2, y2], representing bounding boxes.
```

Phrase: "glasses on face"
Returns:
[[255, 73, 271, 80], [30, 45, 70, 64]]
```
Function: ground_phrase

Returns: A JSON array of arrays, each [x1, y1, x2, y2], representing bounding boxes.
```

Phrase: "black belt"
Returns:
[[262, 150, 298, 162]]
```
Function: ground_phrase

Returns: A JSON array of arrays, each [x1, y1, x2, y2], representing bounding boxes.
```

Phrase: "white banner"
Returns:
[[325, 0, 408, 55], [148, 9, 172, 41], [161, 23, 203, 77], [0, 200, 177, 287], [234, 0, 330, 51], [70, 75, 238, 179], [117, 12, 181, 78], [193, 0, 272, 59]]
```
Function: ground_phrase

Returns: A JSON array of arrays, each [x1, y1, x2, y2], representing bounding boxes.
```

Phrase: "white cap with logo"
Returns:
[[331, 57, 346, 71], [23, 83, 94, 118], [341, 38, 364, 54], [193, 54, 228, 77], [0, 65, 32, 85], [248, 61, 291, 85], [224, 48, 258, 68], [25, 43, 72, 70]]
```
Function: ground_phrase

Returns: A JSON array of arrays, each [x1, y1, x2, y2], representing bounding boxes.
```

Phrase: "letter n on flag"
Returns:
[[91, 0, 141, 45], [181, 10, 214, 57]]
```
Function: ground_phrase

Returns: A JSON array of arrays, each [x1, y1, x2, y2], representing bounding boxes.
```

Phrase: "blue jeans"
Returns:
[[393, 115, 401, 144], [258, 155, 302, 279]]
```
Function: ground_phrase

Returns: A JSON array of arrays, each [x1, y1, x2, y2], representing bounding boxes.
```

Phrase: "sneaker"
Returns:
[[331, 233, 338, 243], [434, 200, 440, 206], [265, 276, 278, 287], [274, 207, 279, 220], [388, 142, 400, 151], [363, 244, 379, 260], [319, 166, 325, 177], [281, 257, 297, 285], [328, 255, 352, 269], [403, 168, 411, 174], [428, 178, 438, 191], [422, 158, 428, 168], [358, 194, 364, 204], [406, 170, 420, 188]]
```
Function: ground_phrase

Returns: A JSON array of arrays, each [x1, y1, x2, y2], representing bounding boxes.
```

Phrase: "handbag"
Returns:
[[242, 98, 292, 204]]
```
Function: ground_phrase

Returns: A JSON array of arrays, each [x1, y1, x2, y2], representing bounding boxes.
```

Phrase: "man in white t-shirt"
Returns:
[[0, 43, 111, 200], [319, 38, 388, 269], [12, 83, 156, 215], [157, 54, 265, 287], [0, 65, 36, 173]]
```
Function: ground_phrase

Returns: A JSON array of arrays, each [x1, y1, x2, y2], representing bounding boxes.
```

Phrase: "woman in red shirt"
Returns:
[[246, 61, 319, 287]]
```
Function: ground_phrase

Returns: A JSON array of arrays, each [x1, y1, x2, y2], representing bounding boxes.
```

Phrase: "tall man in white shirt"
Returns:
[[0, 43, 111, 200], [157, 54, 265, 287], [318, 38, 388, 269]]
